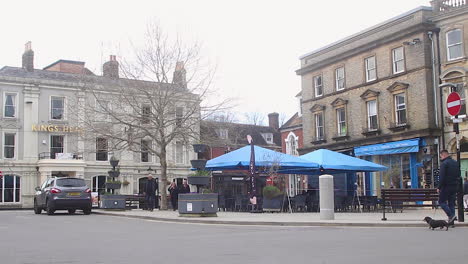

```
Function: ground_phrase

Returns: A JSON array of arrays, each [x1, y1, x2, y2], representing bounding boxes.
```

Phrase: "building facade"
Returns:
[[199, 113, 281, 203], [297, 6, 442, 196], [431, 0, 468, 177], [0, 44, 196, 208], [279, 112, 307, 195]]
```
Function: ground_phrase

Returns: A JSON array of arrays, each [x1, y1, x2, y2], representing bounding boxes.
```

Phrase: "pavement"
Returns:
[[93, 208, 468, 227]]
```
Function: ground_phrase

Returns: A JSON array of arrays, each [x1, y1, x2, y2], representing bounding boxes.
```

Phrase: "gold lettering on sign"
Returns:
[[31, 124, 83, 133]]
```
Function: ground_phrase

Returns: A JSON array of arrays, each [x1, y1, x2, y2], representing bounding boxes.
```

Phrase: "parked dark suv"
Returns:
[[34, 177, 92, 215]]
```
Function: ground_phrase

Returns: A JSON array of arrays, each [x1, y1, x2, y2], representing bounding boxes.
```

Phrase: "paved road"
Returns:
[[1, 210, 467, 264]]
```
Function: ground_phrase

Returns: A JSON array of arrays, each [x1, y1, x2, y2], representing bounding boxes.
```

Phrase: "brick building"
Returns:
[[296, 2, 468, 196], [200, 113, 281, 198]]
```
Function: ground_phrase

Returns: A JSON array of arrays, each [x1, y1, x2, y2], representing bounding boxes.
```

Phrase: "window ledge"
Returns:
[[443, 57, 467, 66], [388, 123, 410, 131], [311, 138, 327, 145], [332, 134, 349, 141], [362, 129, 381, 136]]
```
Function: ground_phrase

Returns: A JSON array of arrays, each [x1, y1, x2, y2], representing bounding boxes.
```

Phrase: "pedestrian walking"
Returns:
[[145, 174, 158, 211], [463, 176, 468, 212], [438, 150, 461, 224], [168, 182, 178, 211]]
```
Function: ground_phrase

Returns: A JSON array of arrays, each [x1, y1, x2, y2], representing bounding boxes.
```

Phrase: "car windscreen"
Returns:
[[56, 178, 86, 187]]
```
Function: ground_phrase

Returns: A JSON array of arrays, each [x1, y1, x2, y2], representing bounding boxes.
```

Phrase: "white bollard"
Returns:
[[319, 174, 334, 220]]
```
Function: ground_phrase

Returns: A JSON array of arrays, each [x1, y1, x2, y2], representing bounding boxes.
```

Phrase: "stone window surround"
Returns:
[[387, 82, 409, 130], [335, 66, 346, 91], [313, 74, 323, 98], [445, 28, 464, 61], [3, 131, 17, 160], [360, 89, 381, 134], [50, 95, 67, 121], [331, 98, 349, 140], [364, 55, 377, 82], [3, 91, 18, 119], [392, 46, 406, 74]]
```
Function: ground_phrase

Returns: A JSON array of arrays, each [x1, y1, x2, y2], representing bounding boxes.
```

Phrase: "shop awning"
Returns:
[[354, 138, 420, 156]]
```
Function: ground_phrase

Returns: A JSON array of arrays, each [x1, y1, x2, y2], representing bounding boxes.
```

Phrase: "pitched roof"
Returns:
[[0, 66, 182, 92], [201, 120, 281, 149], [280, 112, 302, 130]]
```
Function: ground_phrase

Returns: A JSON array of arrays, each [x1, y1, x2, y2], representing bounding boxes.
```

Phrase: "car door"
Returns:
[[38, 178, 53, 207]]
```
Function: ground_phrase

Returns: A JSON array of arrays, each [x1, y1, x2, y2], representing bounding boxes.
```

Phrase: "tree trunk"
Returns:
[[159, 146, 168, 210]]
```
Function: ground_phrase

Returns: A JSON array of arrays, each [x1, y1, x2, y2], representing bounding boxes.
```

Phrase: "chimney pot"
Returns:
[[268, 112, 279, 130], [22, 41, 34, 72], [103, 55, 119, 78]]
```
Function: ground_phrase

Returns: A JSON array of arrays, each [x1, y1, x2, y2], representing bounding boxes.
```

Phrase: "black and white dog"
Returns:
[[423, 216, 449, 231]]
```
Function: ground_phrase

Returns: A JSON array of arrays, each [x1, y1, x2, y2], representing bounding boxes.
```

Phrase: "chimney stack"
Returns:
[[268, 112, 279, 130], [103, 55, 119, 79], [173, 61, 187, 89], [22, 41, 34, 72]]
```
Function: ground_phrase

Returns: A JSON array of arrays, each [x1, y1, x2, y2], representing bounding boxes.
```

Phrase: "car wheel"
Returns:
[[46, 200, 55, 215], [68, 209, 76, 214], [33, 200, 42, 215], [83, 208, 92, 215]]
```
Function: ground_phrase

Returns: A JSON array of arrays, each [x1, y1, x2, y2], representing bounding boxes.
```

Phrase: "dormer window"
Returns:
[[216, 128, 228, 139], [261, 133, 274, 144]]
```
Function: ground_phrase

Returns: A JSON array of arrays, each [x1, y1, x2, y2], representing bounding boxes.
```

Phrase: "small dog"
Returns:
[[423, 216, 449, 231]]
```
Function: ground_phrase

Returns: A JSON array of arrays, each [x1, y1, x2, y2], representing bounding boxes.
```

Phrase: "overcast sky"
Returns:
[[1, 0, 431, 124]]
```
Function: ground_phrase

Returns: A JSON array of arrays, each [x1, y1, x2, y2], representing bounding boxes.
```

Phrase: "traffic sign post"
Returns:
[[443, 87, 464, 223]]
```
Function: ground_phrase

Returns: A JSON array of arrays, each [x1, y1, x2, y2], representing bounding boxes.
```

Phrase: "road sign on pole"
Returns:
[[446, 92, 462, 116]]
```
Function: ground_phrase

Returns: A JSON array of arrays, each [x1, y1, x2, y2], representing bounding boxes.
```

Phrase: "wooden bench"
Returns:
[[381, 188, 438, 221]]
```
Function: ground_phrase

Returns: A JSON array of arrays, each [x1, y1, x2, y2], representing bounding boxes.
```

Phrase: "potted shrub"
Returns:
[[187, 170, 211, 186], [262, 185, 283, 212], [122, 180, 130, 186], [105, 180, 122, 190]]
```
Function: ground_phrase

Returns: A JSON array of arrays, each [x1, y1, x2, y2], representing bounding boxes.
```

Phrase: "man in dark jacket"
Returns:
[[438, 150, 460, 223], [145, 174, 158, 211]]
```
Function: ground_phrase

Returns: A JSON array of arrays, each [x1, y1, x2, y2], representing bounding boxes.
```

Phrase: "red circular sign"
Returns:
[[447, 92, 462, 116]]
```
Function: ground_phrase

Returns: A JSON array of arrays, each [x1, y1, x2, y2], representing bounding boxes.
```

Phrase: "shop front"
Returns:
[[354, 138, 426, 197]]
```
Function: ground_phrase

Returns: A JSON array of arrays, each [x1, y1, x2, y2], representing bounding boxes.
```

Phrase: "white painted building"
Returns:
[[0, 43, 197, 208]]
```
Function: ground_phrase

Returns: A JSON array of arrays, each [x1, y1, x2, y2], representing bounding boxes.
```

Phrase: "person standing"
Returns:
[[145, 174, 157, 211], [178, 179, 191, 194], [438, 150, 461, 224], [463, 177, 468, 212], [168, 182, 178, 211]]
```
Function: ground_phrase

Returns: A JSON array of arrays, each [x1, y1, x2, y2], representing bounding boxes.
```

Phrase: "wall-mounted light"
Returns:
[[25, 101, 33, 104]]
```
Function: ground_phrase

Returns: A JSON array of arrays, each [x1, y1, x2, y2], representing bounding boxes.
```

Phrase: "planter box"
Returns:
[[187, 176, 210, 186], [192, 144, 208, 153], [178, 193, 218, 217], [190, 160, 207, 170], [262, 196, 283, 212], [100, 195, 126, 210], [105, 183, 122, 189]]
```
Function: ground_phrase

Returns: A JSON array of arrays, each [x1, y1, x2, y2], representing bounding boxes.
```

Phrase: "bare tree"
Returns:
[[71, 23, 230, 210], [208, 111, 238, 123], [244, 112, 265, 126]]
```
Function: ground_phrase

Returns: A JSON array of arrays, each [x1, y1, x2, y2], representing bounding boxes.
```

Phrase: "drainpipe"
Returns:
[[428, 29, 444, 165]]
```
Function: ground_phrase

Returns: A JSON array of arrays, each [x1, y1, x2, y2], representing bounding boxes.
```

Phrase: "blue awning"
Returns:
[[354, 138, 420, 156]]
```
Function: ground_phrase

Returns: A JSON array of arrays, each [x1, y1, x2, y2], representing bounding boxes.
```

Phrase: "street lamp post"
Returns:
[[439, 83, 465, 222]]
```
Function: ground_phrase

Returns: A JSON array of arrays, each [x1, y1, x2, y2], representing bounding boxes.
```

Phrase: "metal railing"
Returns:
[[38, 152, 84, 160]]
